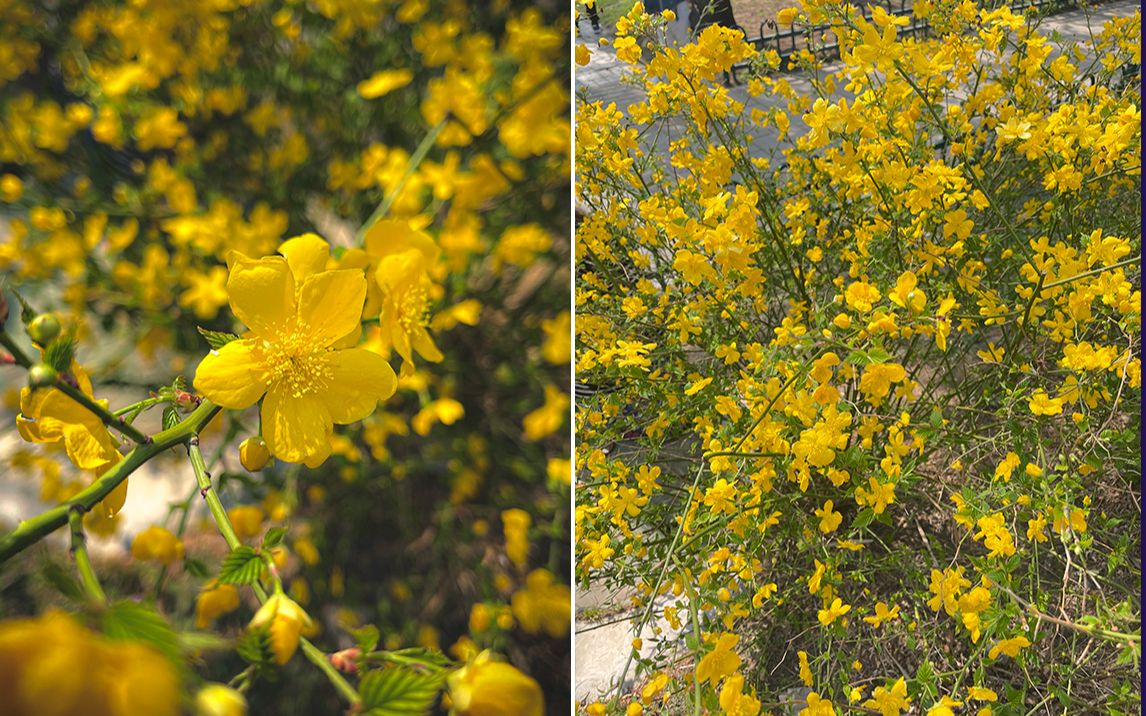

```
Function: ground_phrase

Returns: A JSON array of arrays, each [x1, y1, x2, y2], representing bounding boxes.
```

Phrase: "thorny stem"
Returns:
[[0, 399, 221, 564], [187, 436, 362, 706]]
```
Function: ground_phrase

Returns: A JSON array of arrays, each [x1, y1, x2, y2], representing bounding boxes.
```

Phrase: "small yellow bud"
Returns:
[[195, 684, 248, 716], [239, 436, 272, 472]]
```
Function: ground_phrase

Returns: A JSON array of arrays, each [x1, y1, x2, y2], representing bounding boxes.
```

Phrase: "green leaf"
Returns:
[[852, 508, 875, 530], [198, 326, 240, 350], [262, 527, 287, 550], [237, 625, 274, 666], [162, 405, 180, 431], [352, 624, 381, 654], [387, 648, 455, 670], [359, 668, 444, 715], [40, 560, 85, 601], [43, 336, 76, 373], [218, 546, 264, 585], [184, 557, 209, 579], [102, 600, 183, 668]]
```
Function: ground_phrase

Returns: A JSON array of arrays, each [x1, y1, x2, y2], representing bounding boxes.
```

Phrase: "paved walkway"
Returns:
[[572, 0, 1139, 704], [576, 0, 1139, 166]]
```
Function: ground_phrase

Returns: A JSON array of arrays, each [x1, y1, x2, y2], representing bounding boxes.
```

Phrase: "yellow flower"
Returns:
[[228, 505, 265, 541], [248, 593, 315, 664], [696, 633, 741, 686], [0, 609, 179, 716], [502, 508, 531, 568], [815, 500, 843, 533], [365, 220, 444, 376], [17, 364, 126, 516], [357, 69, 414, 99], [798, 650, 813, 686], [1028, 390, 1064, 415], [196, 582, 240, 629], [522, 384, 569, 441], [193, 249, 397, 467], [988, 635, 1031, 660], [863, 601, 900, 628], [510, 569, 571, 637], [817, 597, 852, 626], [801, 691, 837, 716], [447, 650, 543, 716], [863, 677, 911, 716], [131, 526, 185, 566]]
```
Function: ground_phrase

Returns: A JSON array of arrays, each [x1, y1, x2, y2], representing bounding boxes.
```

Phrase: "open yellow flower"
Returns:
[[193, 249, 396, 467], [16, 363, 126, 517], [446, 650, 543, 716]]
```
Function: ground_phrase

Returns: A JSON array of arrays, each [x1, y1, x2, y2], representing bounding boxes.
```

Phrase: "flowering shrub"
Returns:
[[0, 0, 570, 713], [575, 1, 1139, 713]]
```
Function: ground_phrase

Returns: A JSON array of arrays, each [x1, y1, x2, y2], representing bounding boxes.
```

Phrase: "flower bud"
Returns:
[[195, 684, 248, 716], [27, 313, 61, 345], [239, 436, 271, 472], [329, 647, 360, 673], [27, 363, 57, 388]]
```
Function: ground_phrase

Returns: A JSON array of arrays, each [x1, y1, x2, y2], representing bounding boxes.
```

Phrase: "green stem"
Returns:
[[54, 379, 151, 444], [0, 400, 221, 564], [68, 509, 106, 604], [355, 120, 447, 242], [187, 436, 362, 706]]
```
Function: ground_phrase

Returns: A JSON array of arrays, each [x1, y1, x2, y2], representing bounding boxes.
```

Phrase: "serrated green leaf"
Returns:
[[262, 527, 287, 550], [184, 557, 209, 578], [353, 624, 381, 654], [162, 405, 180, 431], [388, 648, 455, 670], [359, 668, 443, 715], [102, 600, 183, 668], [218, 546, 264, 585], [237, 625, 274, 666], [198, 326, 240, 350]]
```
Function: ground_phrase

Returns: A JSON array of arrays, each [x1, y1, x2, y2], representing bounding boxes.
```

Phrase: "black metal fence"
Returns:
[[742, 0, 1084, 69]]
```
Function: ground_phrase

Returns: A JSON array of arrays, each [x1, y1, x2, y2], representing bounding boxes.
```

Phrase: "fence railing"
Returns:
[[740, 0, 1083, 69]]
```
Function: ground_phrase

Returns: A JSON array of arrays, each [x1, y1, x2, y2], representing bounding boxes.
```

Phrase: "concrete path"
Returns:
[[576, 0, 1139, 165]]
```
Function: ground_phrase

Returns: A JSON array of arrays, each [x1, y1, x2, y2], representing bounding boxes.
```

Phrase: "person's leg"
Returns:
[[587, 1, 601, 31]]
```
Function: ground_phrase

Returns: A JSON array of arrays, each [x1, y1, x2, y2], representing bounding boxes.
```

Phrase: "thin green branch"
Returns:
[[0, 399, 221, 564], [187, 436, 361, 706], [355, 120, 447, 243], [68, 508, 106, 604]]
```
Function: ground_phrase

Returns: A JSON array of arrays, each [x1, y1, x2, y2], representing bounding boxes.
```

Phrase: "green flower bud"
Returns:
[[27, 313, 60, 345]]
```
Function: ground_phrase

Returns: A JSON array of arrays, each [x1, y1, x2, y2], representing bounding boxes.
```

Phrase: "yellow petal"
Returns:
[[261, 387, 332, 465], [268, 612, 303, 664], [278, 233, 330, 282], [193, 341, 268, 409], [356, 69, 414, 99], [321, 348, 397, 424], [227, 255, 295, 337], [296, 270, 367, 346]]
